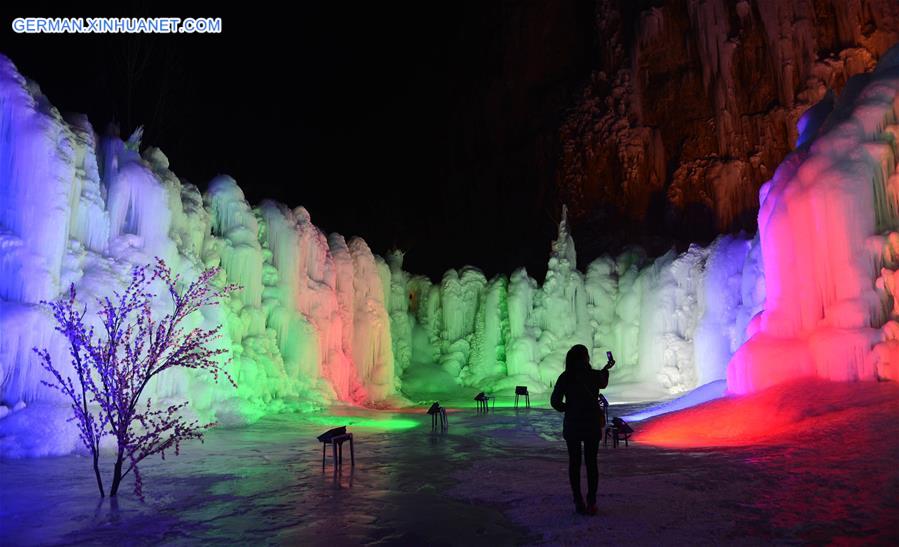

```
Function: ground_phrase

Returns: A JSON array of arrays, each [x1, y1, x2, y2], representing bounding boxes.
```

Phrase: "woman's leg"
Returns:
[[565, 438, 584, 506], [584, 436, 600, 505]]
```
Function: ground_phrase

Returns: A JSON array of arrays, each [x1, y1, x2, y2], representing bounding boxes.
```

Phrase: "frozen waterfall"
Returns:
[[4, 44, 899, 455]]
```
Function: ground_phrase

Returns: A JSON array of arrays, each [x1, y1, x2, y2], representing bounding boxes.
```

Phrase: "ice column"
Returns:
[[728, 46, 899, 392]]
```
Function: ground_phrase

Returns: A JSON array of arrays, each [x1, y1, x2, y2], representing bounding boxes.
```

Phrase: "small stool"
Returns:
[[603, 424, 617, 447], [427, 402, 448, 431], [604, 417, 632, 448], [475, 392, 487, 414], [484, 395, 495, 412], [474, 392, 495, 414], [320, 432, 355, 467], [514, 386, 530, 409]]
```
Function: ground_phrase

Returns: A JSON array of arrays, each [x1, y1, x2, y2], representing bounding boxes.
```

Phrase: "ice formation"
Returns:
[[3, 43, 899, 454], [0, 50, 764, 430], [728, 45, 899, 392], [0, 53, 394, 427]]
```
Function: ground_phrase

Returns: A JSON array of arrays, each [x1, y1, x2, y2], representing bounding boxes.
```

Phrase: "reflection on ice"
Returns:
[[1, 399, 661, 545]]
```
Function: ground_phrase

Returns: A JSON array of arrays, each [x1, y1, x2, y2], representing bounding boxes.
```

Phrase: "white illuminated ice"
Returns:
[[0, 52, 766, 432], [24, 48, 897, 456]]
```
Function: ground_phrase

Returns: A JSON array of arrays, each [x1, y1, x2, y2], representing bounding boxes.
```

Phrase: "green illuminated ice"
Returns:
[[0, 53, 770, 457]]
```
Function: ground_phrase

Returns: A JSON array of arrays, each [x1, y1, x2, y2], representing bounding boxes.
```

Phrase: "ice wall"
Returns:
[[728, 45, 899, 392], [0, 38, 769, 419], [22, 41, 899, 427], [0, 54, 393, 421], [398, 205, 764, 397]]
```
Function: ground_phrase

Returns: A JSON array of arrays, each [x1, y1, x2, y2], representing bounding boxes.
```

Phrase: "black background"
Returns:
[[0, 2, 598, 280]]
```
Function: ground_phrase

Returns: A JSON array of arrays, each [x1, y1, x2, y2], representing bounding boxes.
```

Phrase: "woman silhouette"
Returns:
[[550, 344, 615, 515]]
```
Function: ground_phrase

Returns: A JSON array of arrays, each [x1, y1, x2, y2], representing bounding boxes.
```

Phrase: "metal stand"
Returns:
[[514, 386, 530, 409], [431, 407, 448, 431], [321, 432, 355, 467]]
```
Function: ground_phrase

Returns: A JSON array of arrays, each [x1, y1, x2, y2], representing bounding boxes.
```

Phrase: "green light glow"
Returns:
[[304, 414, 421, 431], [457, 399, 537, 409]]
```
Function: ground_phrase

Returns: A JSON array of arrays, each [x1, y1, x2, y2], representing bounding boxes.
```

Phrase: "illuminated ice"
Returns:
[[0, 52, 396, 435], [7, 46, 899, 455], [0, 44, 764, 442], [728, 44, 899, 392]]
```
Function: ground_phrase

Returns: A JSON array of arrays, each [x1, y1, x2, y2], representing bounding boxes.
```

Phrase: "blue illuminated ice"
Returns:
[[0, 53, 766, 456]]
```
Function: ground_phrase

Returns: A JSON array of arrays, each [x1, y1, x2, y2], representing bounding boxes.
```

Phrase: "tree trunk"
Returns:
[[109, 453, 124, 497], [92, 451, 105, 497]]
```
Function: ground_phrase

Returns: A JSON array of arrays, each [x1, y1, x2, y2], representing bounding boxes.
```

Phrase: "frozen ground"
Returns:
[[453, 380, 899, 545], [1, 398, 543, 546], [2, 385, 898, 546]]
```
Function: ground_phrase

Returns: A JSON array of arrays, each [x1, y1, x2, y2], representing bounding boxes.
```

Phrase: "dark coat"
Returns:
[[550, 368, 609, 440]]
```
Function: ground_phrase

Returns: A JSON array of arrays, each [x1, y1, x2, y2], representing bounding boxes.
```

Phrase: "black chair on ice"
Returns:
[[604, 417, 633, 448], [317, 426, 355, 468], [427, 402, 448, 431], [514, 386, 530, 409], [474, 392, 495, 413]]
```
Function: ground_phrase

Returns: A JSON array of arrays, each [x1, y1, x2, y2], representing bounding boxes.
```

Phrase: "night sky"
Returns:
[[1, 2, 597, 280]]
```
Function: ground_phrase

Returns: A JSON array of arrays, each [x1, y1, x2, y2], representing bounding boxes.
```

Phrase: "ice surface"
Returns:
[[4, 392, 896, 544], [1, 399, 684, 545], [620, 380, 728, 422], [639, 377, 899, 448]]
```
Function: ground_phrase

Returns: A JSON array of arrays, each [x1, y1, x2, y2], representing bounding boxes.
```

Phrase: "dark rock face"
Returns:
[[558, 0, 899, 250]]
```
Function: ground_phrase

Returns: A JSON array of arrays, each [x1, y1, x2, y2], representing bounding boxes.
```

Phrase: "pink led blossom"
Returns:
[[34, 258, 238, 499]]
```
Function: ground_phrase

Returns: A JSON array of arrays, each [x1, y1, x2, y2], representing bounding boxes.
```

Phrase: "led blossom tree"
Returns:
[[34, 259, 238, 499]]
